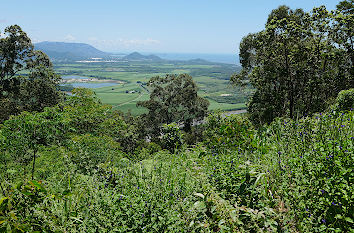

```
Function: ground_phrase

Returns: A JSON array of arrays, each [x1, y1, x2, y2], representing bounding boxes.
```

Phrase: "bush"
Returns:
[[63, 88, 111, 134], [334, 88, 354, 111], [183, 124, 205, 145], [203, 112, 255, 152], [29, 150, 207, 232], [0, 181, 52, 232], [160, 123, 184, 153], [99, 111, 142, 154], [68, 134, 122, 175]]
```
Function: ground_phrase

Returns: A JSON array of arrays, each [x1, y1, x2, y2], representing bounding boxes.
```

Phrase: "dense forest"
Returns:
[[0, 1, 353, 232]]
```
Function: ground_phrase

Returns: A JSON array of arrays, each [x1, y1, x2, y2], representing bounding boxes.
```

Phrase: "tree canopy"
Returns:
[[0, 25, 62, 122], [231, 1, 353, 125], [137, 73, 209, 136]]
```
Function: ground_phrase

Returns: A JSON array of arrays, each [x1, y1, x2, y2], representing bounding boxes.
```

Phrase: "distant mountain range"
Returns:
[[35, 41, 110, 61], [34, 41, 236, 65], [35, 42, 165, 62]]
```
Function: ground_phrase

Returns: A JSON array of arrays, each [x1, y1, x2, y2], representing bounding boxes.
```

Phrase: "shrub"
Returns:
[[334, 88, 354, 111], [68, 134, 122, 175], [160, 123, 184, 153], [63, 88, 111, 134], [99, 111, 142, 154], [34, 150, 206, 232], [0, 181, 51, 232], [183, 124, 205, 145], [1, 108, 69, 180], [203, 112, 255, 152]]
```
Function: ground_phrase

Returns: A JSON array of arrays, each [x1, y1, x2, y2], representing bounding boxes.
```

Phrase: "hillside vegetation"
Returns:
[[0, 1, 353, 232], [0, 89, 352, 232]]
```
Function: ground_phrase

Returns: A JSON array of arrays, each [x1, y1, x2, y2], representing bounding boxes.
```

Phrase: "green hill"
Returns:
[[123, 52, 163, 61], [35, 41, 110, 61]]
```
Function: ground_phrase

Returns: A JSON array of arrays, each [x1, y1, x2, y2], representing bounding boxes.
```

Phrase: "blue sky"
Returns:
[[1, 0, 338, 54]]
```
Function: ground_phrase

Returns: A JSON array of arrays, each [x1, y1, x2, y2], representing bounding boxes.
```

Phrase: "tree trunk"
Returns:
[[31, 150, 37, 180], [289, 91, 294, 119]]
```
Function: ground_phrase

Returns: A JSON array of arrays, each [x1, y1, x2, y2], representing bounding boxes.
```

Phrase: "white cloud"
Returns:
[[64, 34, 76, 42]]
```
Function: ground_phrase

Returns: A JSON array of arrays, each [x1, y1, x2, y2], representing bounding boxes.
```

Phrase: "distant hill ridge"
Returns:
[[123, 52, 162, 61], [35, 42, 235, 65], [35, 41, 110, 61]]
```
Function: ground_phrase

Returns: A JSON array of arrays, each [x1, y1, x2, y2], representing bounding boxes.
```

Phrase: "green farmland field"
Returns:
[[55, 60, 247, 115]]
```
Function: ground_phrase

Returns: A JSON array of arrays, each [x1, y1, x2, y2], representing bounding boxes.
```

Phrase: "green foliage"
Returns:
[[160, 123, 184, 153], [183, 124, 206, 145], [138, 73, 209, 138], [63, 88, 112, 134], [19, 50, 62, 113], [0, 96, 352, 232], [204, 154, 282, 232], [68, 134, 121, 175], [133, 142, 162, 161], [264, 112, 354, 232], [99, 111, 142, 154], [201, 110, 353, 232], [232, 4, 353, 125], [0, 151, 207, 232], [203, 112, 255, 152], [0, 181, 51, 232], [334, 88, 354, 111], [331, 0, 354, 76], [1, 108, 68, 179], [0, 25, 62, 122]]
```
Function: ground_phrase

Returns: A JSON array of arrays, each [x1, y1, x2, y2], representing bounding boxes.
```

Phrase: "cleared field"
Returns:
[[207, 99, 246, 111]]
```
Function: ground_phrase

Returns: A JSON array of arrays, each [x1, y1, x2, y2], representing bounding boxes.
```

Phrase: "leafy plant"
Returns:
[[203, 112, 255, 153], [160, 123, 184, 153], [1, 108, 68, 180], [333, 88, 354, 111], [0, 181, 51, 232]]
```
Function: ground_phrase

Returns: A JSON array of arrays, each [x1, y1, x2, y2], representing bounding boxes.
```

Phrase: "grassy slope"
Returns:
[[2, 110, 351, 232]]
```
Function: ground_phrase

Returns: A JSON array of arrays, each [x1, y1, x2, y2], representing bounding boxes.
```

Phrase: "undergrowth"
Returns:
[[0, 110, 353, 232]]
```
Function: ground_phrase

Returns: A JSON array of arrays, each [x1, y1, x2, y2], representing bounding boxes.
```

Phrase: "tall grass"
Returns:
[[0, 110, 352, 232]]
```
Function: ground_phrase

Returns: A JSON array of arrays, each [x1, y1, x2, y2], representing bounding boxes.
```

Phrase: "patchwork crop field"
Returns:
[[55, 60, 247, 115]]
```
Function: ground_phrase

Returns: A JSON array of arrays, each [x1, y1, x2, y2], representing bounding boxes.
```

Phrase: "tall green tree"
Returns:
[[1, 108, 68, 180], [0, 25, 61, 122], [137, 74, 209, 137], [331, 0, 353, 77], [232, 3, 353, 125]]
